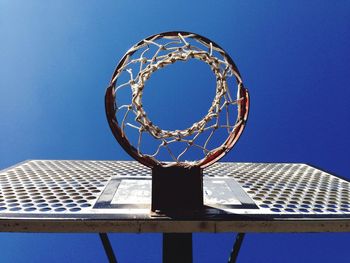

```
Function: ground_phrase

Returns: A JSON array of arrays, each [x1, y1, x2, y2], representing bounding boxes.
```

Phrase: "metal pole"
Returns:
[[228, 233, 245, 263], [99, 233, 118, 263], [163, 233, 193, 263]]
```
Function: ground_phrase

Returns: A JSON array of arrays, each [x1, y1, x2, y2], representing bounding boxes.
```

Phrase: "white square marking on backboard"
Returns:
[[110, 179, 242, 206], [204, 180, 241, 205], [111, 179, 152, 205]]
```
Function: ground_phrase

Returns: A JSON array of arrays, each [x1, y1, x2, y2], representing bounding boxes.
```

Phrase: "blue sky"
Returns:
[[1, 1, 350, 262]]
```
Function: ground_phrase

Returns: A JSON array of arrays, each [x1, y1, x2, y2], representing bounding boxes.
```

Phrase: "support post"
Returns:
[[163, 233, 193, 263]]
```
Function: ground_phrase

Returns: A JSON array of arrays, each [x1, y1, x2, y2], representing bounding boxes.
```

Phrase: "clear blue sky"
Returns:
[[1, 1, 350, 262]]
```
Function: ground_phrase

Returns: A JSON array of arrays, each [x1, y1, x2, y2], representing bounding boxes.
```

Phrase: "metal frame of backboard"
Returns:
[[1, 160, 350, 262]]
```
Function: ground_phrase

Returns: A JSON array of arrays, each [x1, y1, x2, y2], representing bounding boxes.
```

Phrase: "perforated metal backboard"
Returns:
[[1, 160, 350, 233]]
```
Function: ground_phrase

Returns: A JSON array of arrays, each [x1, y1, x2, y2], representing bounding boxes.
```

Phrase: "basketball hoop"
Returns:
[[105, 31, 249, 214], [105, 31, 249, 169]]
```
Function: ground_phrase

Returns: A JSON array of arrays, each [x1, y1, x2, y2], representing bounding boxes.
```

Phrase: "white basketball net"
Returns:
[[109, 33, 246, 167]]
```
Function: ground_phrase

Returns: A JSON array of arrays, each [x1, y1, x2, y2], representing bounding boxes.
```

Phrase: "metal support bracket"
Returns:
[[228, 233, 245, 263], [99, 233, 118, 263]]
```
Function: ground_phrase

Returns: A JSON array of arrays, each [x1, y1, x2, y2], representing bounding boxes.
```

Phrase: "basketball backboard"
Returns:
[[1, 160, 350, 233]]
